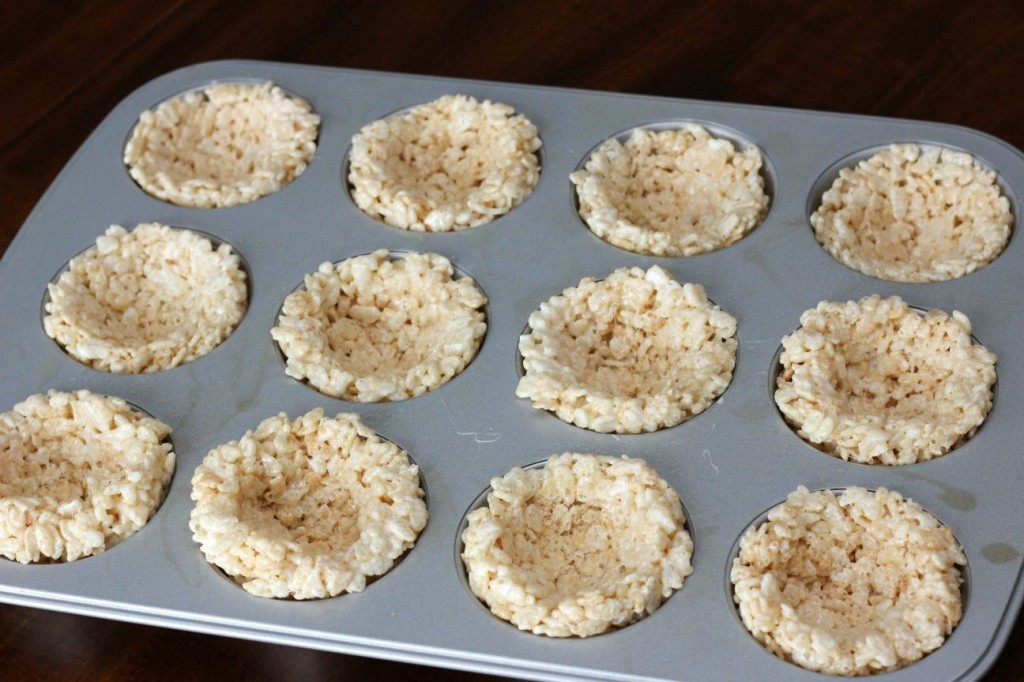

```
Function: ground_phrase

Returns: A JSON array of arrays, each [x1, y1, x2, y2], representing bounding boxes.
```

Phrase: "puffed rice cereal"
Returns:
[[462, 453, 693, 637], [811, 143, 1012, 282], [189, 409, 427, 600], [0, 390, 175, 563], [44, 223, 247, 373], [124, 81, 319, 208], [348, 94, 541, 231], [774, 295, 996, 465], [516, 265, 737, 433], [571, 124, 769, 256], [271, 249, 487, 401], [731, 486, 965, 675]]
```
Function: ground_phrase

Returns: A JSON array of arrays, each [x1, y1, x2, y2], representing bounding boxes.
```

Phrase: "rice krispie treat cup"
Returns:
[[461, 453, 693, 638], [43, 223, 248, 373], [189, 409, 427, 600], [731, 486, 966, 676], [124, 81, 319, 208], [0, 390, 175, 564], [271, 249, 487, 402], [811, 143, 1012, 282], [774, 294, 997, 465], [348, 94, 542, 232], [516, 265, 737, 433], [570, 124, 770, 256]]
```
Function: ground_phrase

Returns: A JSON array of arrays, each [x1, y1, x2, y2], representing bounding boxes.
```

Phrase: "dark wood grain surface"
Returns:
[[1, 1, 1022, 680]]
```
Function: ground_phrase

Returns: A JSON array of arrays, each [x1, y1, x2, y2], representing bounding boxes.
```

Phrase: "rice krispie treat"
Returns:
[[348, 94, 541, 231], [516, 265, 737, 433], [811, 144, 1012, 282], [571, 124, 769, 256], [125, 81, 319, 208], [44, 223, 247, 373], [731, 486, 965, 675], [271, 249, 487, 401], [190, 409, 427, 600], [774, 295, 996, 465], [0, 390, 175, 563], [462, 453, 693, 637]]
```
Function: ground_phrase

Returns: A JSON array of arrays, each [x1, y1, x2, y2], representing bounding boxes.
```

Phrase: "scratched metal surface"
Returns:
[[0, 60, 1022, 682]]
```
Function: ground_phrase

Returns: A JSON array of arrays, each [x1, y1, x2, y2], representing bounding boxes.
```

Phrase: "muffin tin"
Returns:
[[0, 60, 1022, 681]]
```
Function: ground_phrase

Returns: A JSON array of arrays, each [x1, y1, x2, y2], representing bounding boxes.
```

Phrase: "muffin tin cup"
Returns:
[[455, 457, 697, 638], [271, 248, 491, 401], [805, 142, 1020, 282], [123, 80, 322, 209], [768, 303, 999, 464], [569, 119, 780, 256], [40, 224, 254, 372], [196, 435, 430, 600], [0, 60, 1022, 681], [342, 98, 546, 233], [0, 394, 177, 566], [724, 486, 975, 676]]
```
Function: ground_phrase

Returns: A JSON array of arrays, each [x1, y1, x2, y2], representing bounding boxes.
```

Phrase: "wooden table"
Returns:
[[1, 2, 1022, 679]]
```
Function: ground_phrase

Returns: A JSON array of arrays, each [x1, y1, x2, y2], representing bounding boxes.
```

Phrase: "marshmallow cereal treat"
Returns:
[[462, 453, 693, 637], [44, 224, 248, 373], [0, 390, 175, 563], [811, 144, 1012, 282], [271, 250, 487, 401], [731, 486, 965, 675], [348, 94, 541, 231], [124, 81, 319, 208], [190, 409, 427, 600], [516, 266, 737, 433], [570, 124, 769, 256], [775, 295, 996, 465]]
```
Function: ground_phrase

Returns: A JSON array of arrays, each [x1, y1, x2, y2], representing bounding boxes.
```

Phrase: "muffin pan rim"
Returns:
[[0, 59, 1022, 682]]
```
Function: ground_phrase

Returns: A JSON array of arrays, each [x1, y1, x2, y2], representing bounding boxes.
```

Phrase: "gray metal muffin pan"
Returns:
[[0, 60, 1021, 682]]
